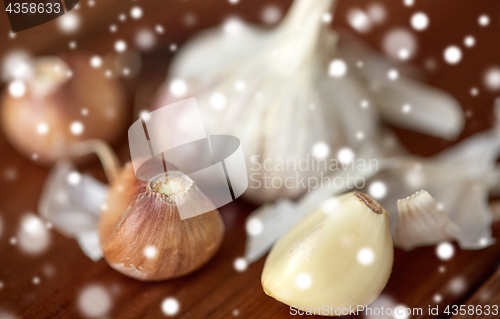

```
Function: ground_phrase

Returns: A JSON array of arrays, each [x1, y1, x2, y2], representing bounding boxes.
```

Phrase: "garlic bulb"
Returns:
[[153, 0, 463, 203], [262, 192, 393, 313], [98, 162, 225, 281], [1, 55, 126, 164], [394, 190, 461, 250]]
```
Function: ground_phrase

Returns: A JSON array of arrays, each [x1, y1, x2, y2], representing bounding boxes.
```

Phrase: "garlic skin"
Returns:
[[1, 55, 126, 164], [99, 163, 225, 281], [395, 190, 461, 250], [261, 192, 393, 313]]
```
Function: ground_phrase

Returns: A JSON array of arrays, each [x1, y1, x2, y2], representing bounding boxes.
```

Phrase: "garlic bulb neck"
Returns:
[[274, 0, 337, 71], [149, 171, 193, 204]]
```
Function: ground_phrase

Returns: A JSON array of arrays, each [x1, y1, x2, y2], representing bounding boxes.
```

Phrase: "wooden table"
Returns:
[[1, 0, 500, 318]]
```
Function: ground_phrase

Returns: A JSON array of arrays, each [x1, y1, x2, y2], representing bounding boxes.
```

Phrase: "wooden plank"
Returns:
[[449, 269, 500, 319]]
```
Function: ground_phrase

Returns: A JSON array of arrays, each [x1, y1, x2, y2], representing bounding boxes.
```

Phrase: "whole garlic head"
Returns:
[[155, 0, 463, 203], [261, 191, 393, 312], [99, 163, 225, 281]]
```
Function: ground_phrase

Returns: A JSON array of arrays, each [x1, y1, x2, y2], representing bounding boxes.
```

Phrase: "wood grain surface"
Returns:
[[1, 0, 500, 318]]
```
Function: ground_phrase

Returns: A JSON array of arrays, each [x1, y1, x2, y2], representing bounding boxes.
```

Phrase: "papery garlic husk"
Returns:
[[261, 192, 393, 313], [153, 0, 463, 204], [394, 190, 461, 250], [1, 55, 127, 164], [38, 160, 108, 261], [99, 162, 225, 281]]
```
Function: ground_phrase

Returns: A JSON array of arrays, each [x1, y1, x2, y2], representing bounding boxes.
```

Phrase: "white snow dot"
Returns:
[[36, 123, 49, 135], [356, 131, 365, 140], [436, 242, 454, 260], [261, 5, 282, 25], [411, 12, 429, 31], [109, 24, 117, 33], [18, 214, 50, 255], [87, 0, 95, 7], [322, 13, 332, 24], [58, 12, 80, 33], [439, 266, 446, 273], [295, 273, 312, 290], [246, 218, 263, 236], [484, 67, 500, 91], [398, 48, 410, 60], [403, 0, 414, 6], [312, 142, 330, 159], [367, 3, 386, 24], [67, 172, 81, 185], [464, 35, 475, 47], [135, 29, 156, 50], [228, 0, 239, 4], [170, 43, 177, 52], [118, 13, 126, 22], [347, 8, 372, 33], [433, 294, 442, 303], [448, 277, 467, 294], [478, 15, 490, 27], [139, 110, 150, 121], [337, 147, 354, 164], [321, 198, 340, 215], [32, 276, 40, 285], [90, 56, 102, 68], [69, 41, 77, 49], [402, 104, 412, 113], [368, 181, 387, 199], [155, 24, 164, 34], [232, 309, 240, 316], [234, 80, 246, 92], [360, 100, 369, 108], [443, 46, 462, 64], [169, 79, 187, 97], [114, 40, 127, 53], [209, 92, 227, 110], [393, 305, 409, 319], [78, 285, 112, 318], [470, 87, 479, 96], [70, 121, 84, 135], [382, 28, 417, 61], [10, 237, 17, 245], [328, 59, 347, 78], [357, 247, 375, 265], [233, 258, 248, 272], [144, 245, 157, 258], [130, 6, 143, 19], [387, 69, 399, 80], [161, 297, 180, 316], [8, 80, 26, 98]]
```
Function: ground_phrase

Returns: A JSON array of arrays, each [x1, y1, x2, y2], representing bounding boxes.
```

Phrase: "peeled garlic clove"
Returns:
[[1, 55, 126, 164], [99, 163, 225, 281], [262, 191, 393, 312], [394, 190, 461, 250]]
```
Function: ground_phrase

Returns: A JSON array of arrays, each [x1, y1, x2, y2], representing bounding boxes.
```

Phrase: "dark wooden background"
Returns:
[[1, 0, 500, 318]]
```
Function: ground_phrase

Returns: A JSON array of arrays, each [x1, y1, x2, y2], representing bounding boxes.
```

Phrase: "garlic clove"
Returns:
[[394, 190, 461, 250], [99, 163, 225, 281], [261, 191, 393, 312]]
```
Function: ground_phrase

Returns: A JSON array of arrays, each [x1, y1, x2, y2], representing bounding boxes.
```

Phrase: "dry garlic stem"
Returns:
[[262, 192, 393, 314], [98, 163, 225, 281]]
